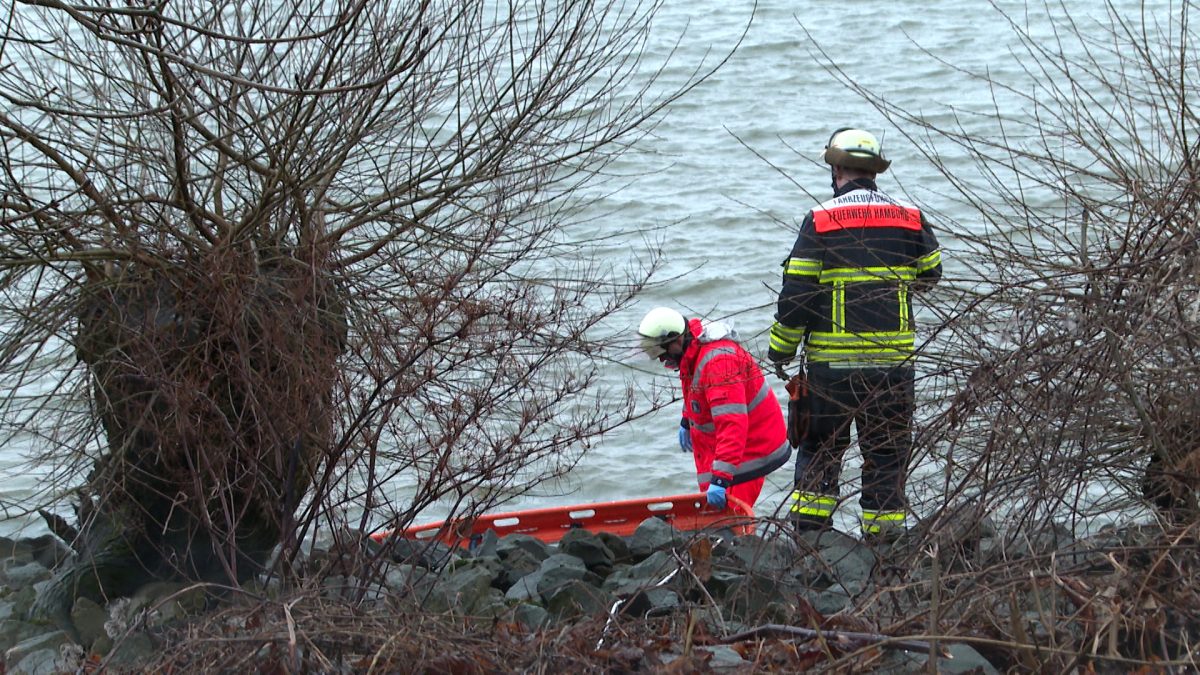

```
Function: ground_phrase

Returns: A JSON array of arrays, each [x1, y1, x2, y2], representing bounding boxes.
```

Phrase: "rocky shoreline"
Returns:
[[0, 512, 1186, 673]]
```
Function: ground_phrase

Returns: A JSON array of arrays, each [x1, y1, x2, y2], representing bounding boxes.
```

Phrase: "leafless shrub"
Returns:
[[0, 0, 719, 604]]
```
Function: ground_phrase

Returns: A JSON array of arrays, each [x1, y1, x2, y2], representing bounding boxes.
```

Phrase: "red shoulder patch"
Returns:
[[813, 203, 922, 233]]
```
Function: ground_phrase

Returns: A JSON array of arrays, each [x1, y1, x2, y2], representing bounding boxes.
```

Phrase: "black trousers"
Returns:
[[792, 364, 915, 517]]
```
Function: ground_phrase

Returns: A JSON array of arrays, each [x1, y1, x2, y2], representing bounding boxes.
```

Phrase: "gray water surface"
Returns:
[[0, 0, 1171, 536]]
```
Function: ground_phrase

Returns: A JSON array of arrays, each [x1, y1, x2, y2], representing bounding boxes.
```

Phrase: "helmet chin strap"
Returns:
[[830, 166, 838, 193], [661, 330, 692, 370]]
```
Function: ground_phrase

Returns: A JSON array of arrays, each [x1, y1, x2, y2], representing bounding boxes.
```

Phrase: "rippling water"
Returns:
[[552, 0, 1164, 528], [0, 0, 1175, 536]]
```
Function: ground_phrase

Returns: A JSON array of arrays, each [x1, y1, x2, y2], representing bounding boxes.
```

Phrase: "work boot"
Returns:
[[792, 517, 832, 534], [861, 526, 908, 551], [790, 516, 833, 547]]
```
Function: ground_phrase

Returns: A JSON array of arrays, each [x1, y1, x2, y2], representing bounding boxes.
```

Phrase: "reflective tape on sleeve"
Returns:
[[769, 323, 805, 352], [784, 257, 822, 278], [915, 249, 941, 273], [711, 402, 748, 418]]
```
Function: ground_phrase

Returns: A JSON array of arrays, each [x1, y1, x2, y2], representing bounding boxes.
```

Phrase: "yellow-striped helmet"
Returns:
[[822, 128, 891, 173]]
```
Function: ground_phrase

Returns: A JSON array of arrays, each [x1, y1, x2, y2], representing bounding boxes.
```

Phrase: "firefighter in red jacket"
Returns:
[[767, 128, 942, 539], [638, 307, 791, 509]]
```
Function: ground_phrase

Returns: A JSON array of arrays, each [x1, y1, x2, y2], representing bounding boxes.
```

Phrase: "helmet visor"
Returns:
[[638, 334, 670, 360]]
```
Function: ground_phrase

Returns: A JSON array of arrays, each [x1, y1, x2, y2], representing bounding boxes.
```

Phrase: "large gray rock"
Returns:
[[105, 630, 156, 669], [544, 579, 611, 618], [0, 619, 45, 654], [908, 500, 998, 569], [793, 530, 876, 594], [12, 648, 63, 675], [596, 532, 632, 563], [0, 537, 35, 565], [703, 570, 743, 597], [427, 565, 498, 614], [513, 603, 551, 630], [472, 588, 509, 619], [382, 563, 433, 593], [1047, 523, 1155, 571], [385, 538, 458, 570], [447, 555, 503, 579], [496, 534, 551, 563], [601, 551, 680, 596], [69, 597, 108, 649], [471, 530, 500, 559], [1, 534, 69, 567], [504, 554, 589, 604], [696, 645, 749, 671], [727, 535, 793, 574], [495, 547, 543, 590], [806, 583, 852, 616], [997, 521, 1075, 561], [537, 555, 596, 597], [1, 561, 52, 588], [319, 574, 352, 600], [504, 575, 539, 604], [4, 630, 72, 673], [557, 529, 615, 574], [25, 535, 72, 571], [126, 581, 208, 627], [723, 572, 808, 624], [627, 518, 683, 560], [0, 582, 37, 618], [619, 587, 679, 618]]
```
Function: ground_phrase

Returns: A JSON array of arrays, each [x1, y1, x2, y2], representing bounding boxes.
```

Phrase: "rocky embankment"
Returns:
[[1, 512, 1135, 673]]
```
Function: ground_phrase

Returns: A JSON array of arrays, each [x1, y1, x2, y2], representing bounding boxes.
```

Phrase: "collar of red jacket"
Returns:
[[681, 317, 735, 373]]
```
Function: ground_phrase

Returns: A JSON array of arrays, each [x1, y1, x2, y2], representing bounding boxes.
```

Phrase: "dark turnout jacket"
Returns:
[[769, 178, 942, 367]]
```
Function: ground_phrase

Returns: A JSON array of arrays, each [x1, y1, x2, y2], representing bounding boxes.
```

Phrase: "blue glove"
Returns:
[[706, 480, 728, 510], [678, 423, 692, 453]]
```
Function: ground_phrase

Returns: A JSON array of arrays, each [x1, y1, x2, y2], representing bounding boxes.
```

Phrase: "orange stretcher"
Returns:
[[369, 492, 755, 549]]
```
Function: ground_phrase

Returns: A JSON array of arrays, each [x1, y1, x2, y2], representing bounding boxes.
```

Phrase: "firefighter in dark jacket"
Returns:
[[767, 128, 942, 539]]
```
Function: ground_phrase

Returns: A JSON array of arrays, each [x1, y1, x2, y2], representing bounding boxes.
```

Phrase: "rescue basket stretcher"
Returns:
[[370, 492, 755, 549]]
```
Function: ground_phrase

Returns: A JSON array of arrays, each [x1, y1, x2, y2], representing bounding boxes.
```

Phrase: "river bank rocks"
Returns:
[[1, 513, 1149, 673]]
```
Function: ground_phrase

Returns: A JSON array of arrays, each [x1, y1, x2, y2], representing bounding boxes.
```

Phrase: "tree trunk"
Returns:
[[37, 252, 346, 626]]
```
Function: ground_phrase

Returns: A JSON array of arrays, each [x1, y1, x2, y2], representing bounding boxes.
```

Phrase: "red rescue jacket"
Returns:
[[679, 319, 790, 487]]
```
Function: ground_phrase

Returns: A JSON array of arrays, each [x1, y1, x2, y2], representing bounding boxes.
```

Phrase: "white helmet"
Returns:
[[637, 307, 686, 360], [822, 128, 890, 174]]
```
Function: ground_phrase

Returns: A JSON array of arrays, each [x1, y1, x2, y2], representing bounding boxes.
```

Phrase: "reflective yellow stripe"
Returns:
[[785, 257, 822, 278], [820, 266, 917, 284], [861, 510, 906, 534], [806, 328, 914, 363], [807, 331, 914, 348], [832, 281, 844, 334], [769, 322, 805, 352], [806, 348, 911, 363], [914, 249, 941, 273], [899, 284, 910, 332], [790, 491, 837, 518]]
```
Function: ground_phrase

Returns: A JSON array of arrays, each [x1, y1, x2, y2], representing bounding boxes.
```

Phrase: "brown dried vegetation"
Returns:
[[4, 0, 1200, 671], [0, 0, 710, 612]]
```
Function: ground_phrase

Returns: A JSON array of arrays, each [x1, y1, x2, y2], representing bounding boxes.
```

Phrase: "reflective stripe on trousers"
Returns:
[[789, 491, 837, 520], [861, 509, 906, 534]]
